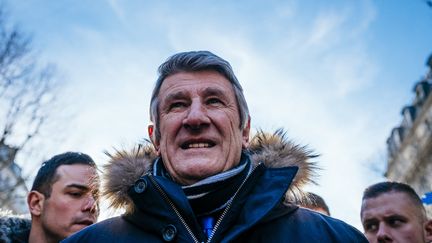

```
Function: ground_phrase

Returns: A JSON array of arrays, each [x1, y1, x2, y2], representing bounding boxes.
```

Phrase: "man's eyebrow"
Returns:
[[202, 87, 229, 99], [164, 91, 188, 103], [65, 184, 90, 191], [384, 214, 407, 220], [362, 217, 376, 224]]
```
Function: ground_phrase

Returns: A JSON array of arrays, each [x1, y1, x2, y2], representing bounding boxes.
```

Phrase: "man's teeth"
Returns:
[[188, 143, 210, 148]]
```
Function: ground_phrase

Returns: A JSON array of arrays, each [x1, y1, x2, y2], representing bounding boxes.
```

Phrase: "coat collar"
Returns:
[[102, 129, 319, 213]]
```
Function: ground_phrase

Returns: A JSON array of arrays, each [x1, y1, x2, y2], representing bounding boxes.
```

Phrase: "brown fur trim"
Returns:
[[249, 129, 320, 204], [102, 129, 319, 211], [102, 144, 158, 214]]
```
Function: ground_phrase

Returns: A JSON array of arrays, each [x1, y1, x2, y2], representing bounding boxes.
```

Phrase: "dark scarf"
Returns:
[[153, 152, 252, 217]]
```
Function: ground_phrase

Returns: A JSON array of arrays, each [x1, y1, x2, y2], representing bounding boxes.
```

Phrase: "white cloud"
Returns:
[[9, 0, 410, 229], [305, 11, 347, 48], [106, 0, 126, 24]]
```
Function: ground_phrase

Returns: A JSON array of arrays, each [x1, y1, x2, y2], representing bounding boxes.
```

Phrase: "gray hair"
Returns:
[[150, 51, 249, 141]]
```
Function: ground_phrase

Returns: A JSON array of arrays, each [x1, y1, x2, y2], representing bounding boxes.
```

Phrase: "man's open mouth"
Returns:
[[180, 141, 216, 149]]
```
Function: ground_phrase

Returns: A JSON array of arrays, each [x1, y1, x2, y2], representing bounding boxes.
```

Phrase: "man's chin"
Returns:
[[174, 163, 224, 183], [71, 222, 93, 231]]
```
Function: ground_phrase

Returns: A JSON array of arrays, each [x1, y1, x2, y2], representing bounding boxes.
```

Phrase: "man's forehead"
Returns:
[[55, 164, 97, 183], [362, 192, 417, 218], [57, 163, 95, 173], [161, 71, 231, 89]]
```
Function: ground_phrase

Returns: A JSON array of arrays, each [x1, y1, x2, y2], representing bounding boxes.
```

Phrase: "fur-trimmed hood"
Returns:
[[0, 210, 31, 243], [102, 129, 319, 214]]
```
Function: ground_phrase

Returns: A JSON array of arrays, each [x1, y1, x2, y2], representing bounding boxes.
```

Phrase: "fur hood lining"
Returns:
[[102, 129, 319, 213]]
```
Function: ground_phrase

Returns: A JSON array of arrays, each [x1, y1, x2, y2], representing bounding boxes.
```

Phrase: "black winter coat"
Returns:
[[63, 130, 368, 243]]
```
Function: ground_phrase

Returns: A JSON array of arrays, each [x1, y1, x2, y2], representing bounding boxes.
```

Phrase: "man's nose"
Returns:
[[376, 224, 392, 243], [182, 100, 210, 129], [82, 195, 98, 215]]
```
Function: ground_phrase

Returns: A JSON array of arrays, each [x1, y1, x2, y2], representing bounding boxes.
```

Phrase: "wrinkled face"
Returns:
[[152, 70, 250, 185], [40, 164, 99, 241], [361, 192, 431, 243]]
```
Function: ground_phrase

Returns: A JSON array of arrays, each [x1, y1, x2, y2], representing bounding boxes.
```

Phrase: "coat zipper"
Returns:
[[206, 163, 260, 243], [148, 163, 261, 243], [148, 174, 201, 243]]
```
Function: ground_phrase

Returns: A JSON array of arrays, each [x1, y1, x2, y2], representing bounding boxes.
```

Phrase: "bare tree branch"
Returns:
[[0, 1, 63, 213]]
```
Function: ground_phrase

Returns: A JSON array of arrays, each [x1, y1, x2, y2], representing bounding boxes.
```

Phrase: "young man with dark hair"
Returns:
[[0, 152, 99, 243], [361, 181, 432, 243]]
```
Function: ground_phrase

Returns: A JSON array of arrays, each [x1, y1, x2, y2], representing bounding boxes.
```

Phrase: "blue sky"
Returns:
[[6, 0, 432, 229]]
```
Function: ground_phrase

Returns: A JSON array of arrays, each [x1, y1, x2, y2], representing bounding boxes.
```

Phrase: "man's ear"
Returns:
[[27, 191, 45, 217], [424, 219, 432, 242], [148, 124, 160, 153], [242, 117, 251, 149]]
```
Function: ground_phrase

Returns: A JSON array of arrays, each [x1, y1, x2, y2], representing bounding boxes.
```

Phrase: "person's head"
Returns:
[[27, 152, 99, 243], [360, 181, 432, 243], [148, 51, 251, 185], [300, 192, 330, 216]]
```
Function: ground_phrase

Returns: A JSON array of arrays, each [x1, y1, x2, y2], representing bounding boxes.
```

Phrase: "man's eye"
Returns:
[[207, 98, 223, 105], [364, 223, 377, 232], [169, 102, 186, 110], [68, 192, 83, 197], [389, 218, 404, 227]]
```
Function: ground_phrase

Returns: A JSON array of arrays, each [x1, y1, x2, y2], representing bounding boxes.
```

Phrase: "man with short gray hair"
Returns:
[[64, 51, 367, 242]]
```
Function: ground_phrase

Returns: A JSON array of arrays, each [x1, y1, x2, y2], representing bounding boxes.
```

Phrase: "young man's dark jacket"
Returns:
[[63, 130, 367, 242]]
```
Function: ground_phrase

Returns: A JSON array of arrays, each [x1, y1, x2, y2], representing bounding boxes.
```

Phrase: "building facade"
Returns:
[[386, 54, 432, 216]]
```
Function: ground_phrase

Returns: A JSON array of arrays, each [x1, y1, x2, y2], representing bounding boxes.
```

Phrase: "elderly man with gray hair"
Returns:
[[64, 51, 367, 242]]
